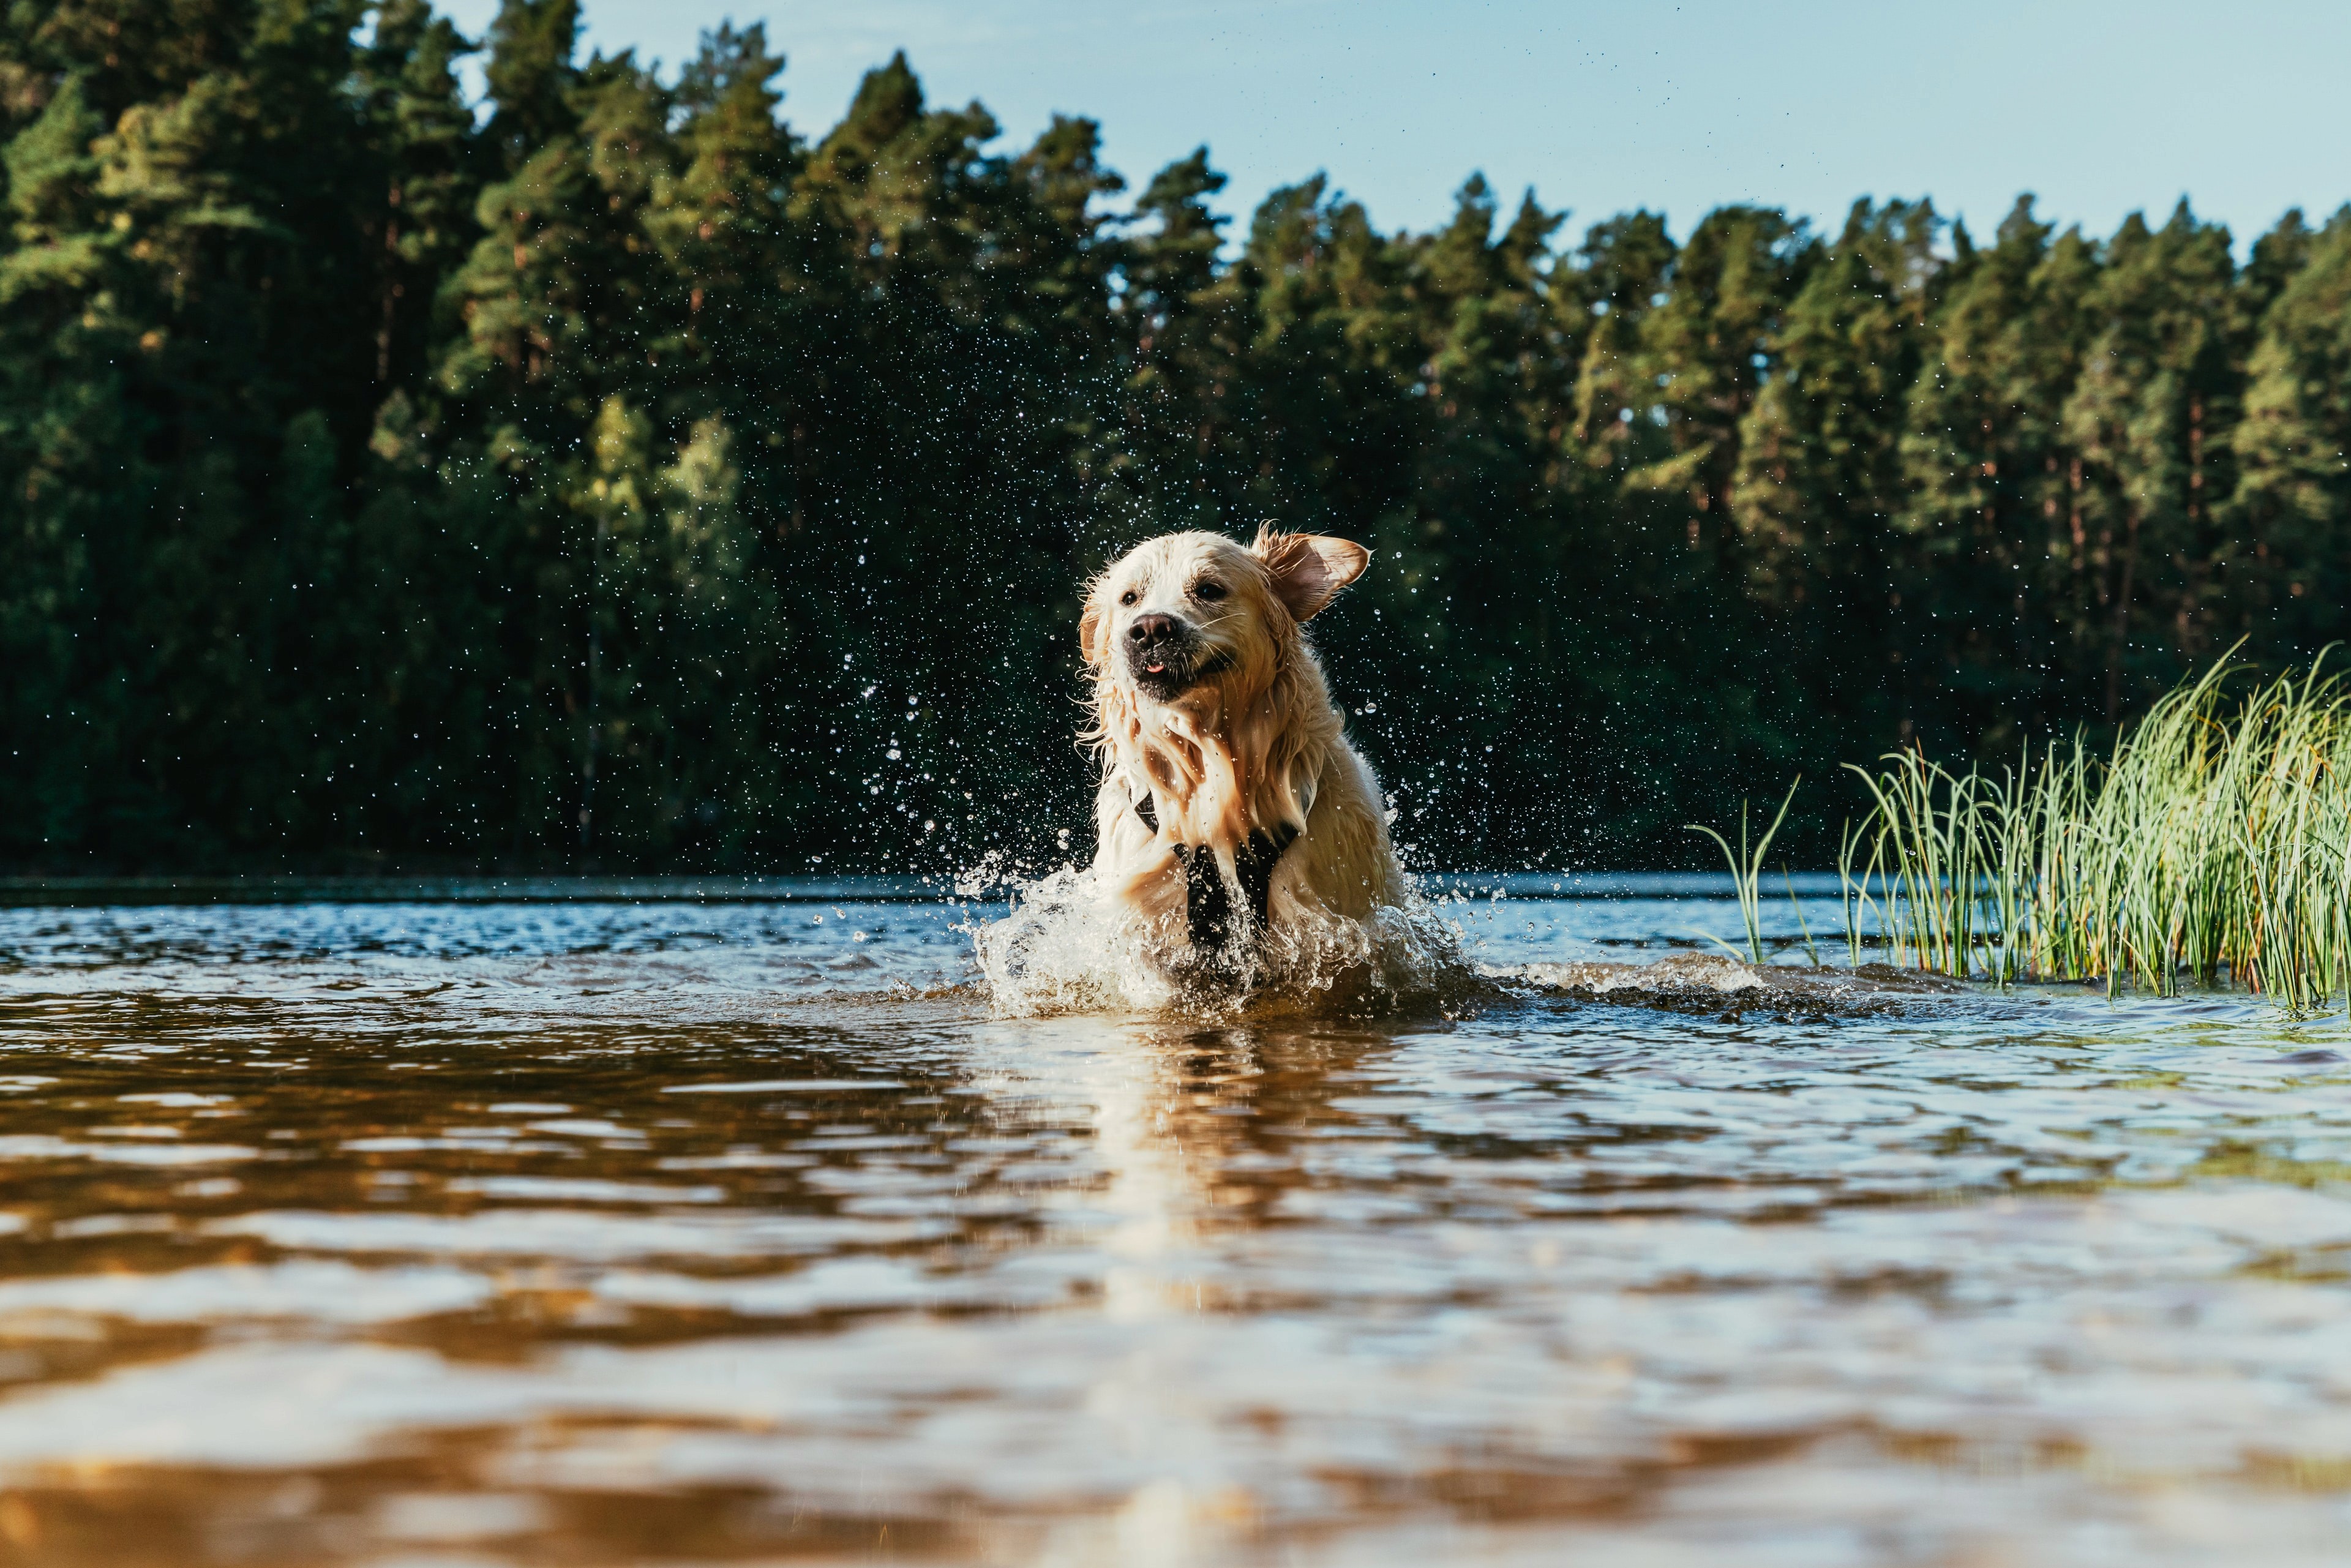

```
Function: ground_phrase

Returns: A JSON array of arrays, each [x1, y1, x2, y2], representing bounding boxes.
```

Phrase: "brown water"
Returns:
[[2, 895, 2350, 1566]]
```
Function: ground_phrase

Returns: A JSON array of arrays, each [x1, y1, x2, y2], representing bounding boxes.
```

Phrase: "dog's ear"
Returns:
[[1079, 593, 1111, 667], [1253, 527, 1370, 623]]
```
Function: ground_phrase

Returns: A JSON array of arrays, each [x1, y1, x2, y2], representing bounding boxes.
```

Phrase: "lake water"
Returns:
[[2, 888, 2350, 1566]]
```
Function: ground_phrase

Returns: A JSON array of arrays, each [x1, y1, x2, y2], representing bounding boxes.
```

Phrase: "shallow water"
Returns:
[[2, 893, 2350, 1566]]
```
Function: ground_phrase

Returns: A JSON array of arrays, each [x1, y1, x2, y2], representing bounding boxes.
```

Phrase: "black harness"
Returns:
[[1133, 792, 1299, 951]]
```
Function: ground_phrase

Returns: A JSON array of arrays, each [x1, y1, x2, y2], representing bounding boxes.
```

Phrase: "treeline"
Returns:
[[3, 0, 2348, 874]]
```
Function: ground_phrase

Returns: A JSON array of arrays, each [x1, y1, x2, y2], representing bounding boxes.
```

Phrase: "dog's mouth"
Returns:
[[1127, 639, 1232, 699]]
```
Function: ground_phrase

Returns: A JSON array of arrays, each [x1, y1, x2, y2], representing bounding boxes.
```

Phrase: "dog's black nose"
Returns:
[[1128, 613, 1177, 644]]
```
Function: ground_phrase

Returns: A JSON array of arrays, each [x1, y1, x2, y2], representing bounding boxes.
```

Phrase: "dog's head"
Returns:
[[1081, 528, 1370, 706]]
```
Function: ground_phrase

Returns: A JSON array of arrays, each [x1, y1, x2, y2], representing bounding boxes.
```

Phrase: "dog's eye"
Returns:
[[1192, 579, 1227, 602], [1119, 589, 1138, 607]]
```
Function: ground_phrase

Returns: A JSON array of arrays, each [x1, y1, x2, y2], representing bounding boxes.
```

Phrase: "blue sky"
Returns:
[[440, 0, 2351, 253]]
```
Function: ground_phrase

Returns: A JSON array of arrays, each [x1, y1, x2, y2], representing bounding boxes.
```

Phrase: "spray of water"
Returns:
[[968, 863, 1480, 1019]]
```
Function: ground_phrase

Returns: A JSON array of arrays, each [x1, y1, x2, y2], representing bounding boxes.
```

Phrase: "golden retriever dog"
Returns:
[[1080, 527, 1405, 983]]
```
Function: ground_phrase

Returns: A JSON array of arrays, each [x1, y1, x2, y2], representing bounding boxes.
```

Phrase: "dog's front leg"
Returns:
[[1172, 822, 1299, 958], [1170, 844, 1235, 950]]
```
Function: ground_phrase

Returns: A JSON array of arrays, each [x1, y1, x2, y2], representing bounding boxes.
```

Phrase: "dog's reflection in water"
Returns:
[[1060, 1018, 1404, 1313]]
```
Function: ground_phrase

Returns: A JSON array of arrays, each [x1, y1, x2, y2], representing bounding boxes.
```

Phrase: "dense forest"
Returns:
[[3, 0, 2348, 874]]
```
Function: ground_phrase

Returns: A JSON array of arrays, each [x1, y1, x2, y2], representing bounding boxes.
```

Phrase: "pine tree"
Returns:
[[1567, 210, 1676, 476], [1728, 200, 1941, 754], [359, 0, 484, 388], [2230, 206, 2351, 650], [482, 0, 577, 172], [1732, 200, 1938, 596], [1619, 206, 1814, 539], [654, 20, 804, 389], [0, 71, 119, 853], [1897, 197, 2100, 737], [2060, 202, 2238, 716], [1111, 147, 1237, 531]]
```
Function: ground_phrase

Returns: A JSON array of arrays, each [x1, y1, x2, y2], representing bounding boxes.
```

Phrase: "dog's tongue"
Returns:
[[1146, 661, 1165, 673]]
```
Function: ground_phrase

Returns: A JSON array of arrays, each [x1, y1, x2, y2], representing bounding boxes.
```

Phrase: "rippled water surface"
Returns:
[[3, 892, 2351, 1566]]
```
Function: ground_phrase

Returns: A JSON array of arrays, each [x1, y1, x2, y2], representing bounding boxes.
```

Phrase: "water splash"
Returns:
[[968, 865, 1478, 1018]]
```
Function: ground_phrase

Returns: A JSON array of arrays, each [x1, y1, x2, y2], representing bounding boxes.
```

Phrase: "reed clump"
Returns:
[[1845, 651, 2351, 1010]]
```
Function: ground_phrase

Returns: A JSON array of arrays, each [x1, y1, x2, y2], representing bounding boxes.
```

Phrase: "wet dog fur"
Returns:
[[1080, 527, 1403, 980]]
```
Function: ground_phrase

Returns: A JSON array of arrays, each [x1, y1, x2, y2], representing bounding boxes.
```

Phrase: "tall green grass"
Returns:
[[1839, 650, 2351, 1009], [1689, 778, 1799, 965]]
